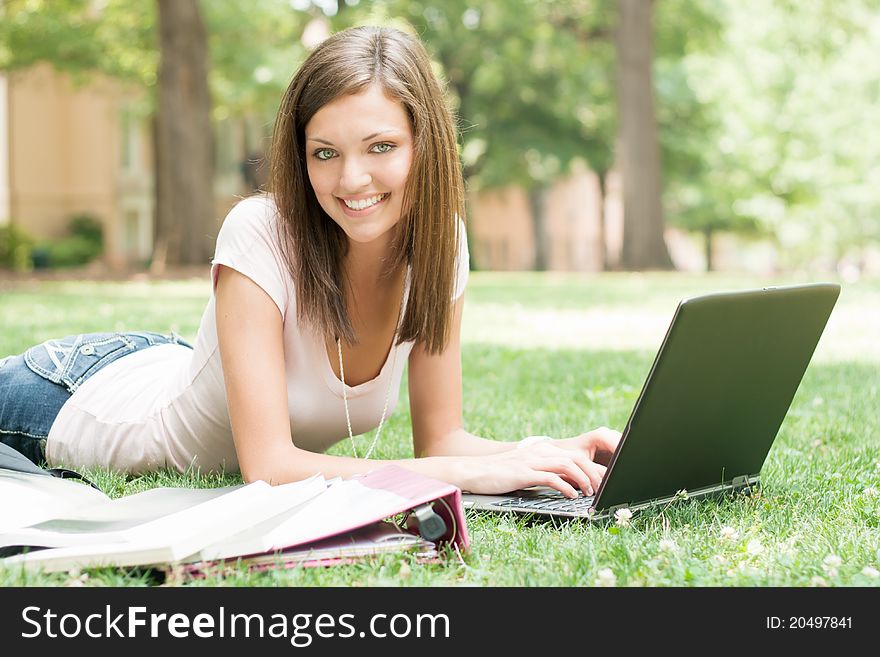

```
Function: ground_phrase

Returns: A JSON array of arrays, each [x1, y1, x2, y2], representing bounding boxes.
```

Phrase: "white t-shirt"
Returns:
[[45, 195, 469, 474]]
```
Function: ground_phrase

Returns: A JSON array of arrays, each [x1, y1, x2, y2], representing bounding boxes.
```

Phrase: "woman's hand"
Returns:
[[552, 426, 622, 468], [451, 427, 622, 499]]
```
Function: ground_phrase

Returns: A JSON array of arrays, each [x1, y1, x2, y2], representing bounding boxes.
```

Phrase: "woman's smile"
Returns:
[[338, 192, 390, 216]]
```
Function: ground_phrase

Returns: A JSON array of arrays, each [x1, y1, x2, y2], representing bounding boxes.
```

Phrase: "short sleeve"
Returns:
[[452, 218, 470, 300], [211, 196, 291, 317]]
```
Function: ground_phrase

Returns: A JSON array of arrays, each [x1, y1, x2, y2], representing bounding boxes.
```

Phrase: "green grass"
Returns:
[[1, 271, 878, 587]]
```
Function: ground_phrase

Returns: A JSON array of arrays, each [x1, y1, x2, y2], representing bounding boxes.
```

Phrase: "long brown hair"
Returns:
[[268, 25, 464, 355]]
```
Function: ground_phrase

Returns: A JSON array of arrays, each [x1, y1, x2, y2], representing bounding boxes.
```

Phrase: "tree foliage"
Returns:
[[0, 0, 304, 121], [342, 0, 616, 192], [0, 0, 156, 84], [2, 0, 879, 270], [682, 0, 880, 268]]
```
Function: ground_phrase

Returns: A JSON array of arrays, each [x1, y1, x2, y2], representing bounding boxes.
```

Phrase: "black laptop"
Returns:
[[461, 283, 841, 519]]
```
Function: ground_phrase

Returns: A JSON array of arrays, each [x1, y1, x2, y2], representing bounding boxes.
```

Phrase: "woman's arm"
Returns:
[[216, 265, 387, 483], [408, 296, 515, 458], [217, 269, 619, 496]]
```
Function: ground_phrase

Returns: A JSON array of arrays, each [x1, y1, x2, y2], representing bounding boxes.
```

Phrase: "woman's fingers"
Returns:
[[526, 452, 606, 497], [587, 427, 623, 463], [543, 446, 608, 495], [584, 462, 606, 494], [522, 443, 612, 495], [535, 471, 579, 498], [566, 450, 607, 493], [538, 457, 593, 497], [480, 439, 615, 497]]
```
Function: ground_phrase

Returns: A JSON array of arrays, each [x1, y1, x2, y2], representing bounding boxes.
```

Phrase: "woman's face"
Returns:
[[305, 84, 414, 248]]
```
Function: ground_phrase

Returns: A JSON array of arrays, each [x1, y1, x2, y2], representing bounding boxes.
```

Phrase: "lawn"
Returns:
[[1, 271, 878, 587]]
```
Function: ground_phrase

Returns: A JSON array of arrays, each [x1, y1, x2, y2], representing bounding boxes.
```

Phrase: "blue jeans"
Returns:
[[0, 331, 191, 464]]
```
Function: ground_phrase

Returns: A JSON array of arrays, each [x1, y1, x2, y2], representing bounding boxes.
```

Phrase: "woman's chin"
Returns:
[[338, 218, 401, 247]]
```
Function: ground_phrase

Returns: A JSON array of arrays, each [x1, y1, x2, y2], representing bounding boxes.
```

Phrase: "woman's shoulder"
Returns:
[[214, 193, 286, 260], [212, 193, 292, 311], [216, 194, 281, 244], [223, 193, 279, 225]]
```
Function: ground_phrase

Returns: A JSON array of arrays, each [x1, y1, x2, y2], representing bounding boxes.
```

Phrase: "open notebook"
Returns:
[[0, 464, 468, 573]]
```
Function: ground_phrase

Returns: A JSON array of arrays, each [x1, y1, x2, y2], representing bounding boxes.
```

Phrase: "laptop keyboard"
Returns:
[[493, 494, 595, 514]]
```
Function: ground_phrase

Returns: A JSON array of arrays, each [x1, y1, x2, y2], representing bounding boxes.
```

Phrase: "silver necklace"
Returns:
[[337, 288, 404, 460], [337, 336, 399, 459]]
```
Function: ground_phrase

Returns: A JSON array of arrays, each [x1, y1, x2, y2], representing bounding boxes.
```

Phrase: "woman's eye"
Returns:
[[314, 148, 336, 160], [371, 143, 395, 154]]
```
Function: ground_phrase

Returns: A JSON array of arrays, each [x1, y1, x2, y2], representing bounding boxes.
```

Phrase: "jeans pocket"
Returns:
[[24, 333, 136, 393]]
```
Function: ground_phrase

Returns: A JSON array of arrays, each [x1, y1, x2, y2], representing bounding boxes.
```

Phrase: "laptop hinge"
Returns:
[[732, 475, 753, 494], [606, 503, 631, 517]]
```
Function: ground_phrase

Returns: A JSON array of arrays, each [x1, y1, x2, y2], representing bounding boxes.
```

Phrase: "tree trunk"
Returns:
[[597, 170, 609, 271], [704, 227, 714, 272], [153, 0, 214, 269], [615, 0, 674, 270], [528, 185, 550, 271]]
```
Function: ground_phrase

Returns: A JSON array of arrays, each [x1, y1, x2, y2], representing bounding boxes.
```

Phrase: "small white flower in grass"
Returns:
[[595, 568, 617, 587], [861, 566, 879, 578], [823, 561, 839, 577], [63, 568, 88, 587], [810, 576, 828, 587], [746, 539, 764, 556], [778, 537, 797, 556], [811, 439, 822, 448], [719, 526, 739, 541], [659, 538, 677, 553], [864, 487, 878, 498], [614, 508, 632, 527], [823, 554, 842, 569]]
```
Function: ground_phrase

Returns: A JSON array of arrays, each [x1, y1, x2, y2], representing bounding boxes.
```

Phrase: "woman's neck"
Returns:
[[343, 230, 401, 290], [340, 235, 407, 337]]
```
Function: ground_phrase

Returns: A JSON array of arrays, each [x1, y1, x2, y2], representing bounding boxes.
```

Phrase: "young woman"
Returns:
[[0, 26, 619, 499]]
